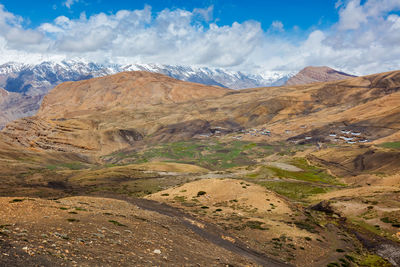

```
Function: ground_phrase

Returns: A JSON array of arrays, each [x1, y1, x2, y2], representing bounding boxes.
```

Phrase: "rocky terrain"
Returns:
[[285, 66, 356, 86], [0, 69, 400, 266]]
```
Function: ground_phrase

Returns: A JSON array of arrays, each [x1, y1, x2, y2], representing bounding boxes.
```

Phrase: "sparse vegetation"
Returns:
[[245, 220, 268, 230], [108, 220, 127, 227], [358, 254, 391, 267], [173, 196, 187, 202], [197, 191, 207, 197], [10, 198, 25, 203], [46, 162, 86, 170], [258, 181, 330, 201]]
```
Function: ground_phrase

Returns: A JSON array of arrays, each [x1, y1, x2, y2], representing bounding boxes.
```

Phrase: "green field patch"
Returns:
[[379, 141, 400, 149], [107, 140, 275, 170], [46, 162, 86, 170], [249, 158, 338, 184], [257, 181, 330, 201]]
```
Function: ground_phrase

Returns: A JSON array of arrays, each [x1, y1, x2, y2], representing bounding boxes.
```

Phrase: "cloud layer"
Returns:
[[0, 0, 400, 75]]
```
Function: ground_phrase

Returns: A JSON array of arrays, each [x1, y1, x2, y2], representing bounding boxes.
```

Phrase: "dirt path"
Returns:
[[104, 195, 291, 267]]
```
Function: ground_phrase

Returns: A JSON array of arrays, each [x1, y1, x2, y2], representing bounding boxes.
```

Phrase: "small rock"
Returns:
[[153, 249, 161, 254], [16, 233, 27, 237], [93, 233, 105, 238]]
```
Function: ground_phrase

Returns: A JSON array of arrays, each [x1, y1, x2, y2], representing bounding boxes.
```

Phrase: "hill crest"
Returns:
[[38, 71, 230, 118], [285, 66, 356, 86]]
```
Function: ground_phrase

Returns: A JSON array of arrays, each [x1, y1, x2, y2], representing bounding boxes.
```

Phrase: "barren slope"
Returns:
[[285, 66, 356, 86], [38, 71, 230, 118]]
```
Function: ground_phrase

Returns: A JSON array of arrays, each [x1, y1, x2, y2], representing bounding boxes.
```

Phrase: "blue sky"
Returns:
[[0, 0, 400, 75], [1, 0, 339, 31]]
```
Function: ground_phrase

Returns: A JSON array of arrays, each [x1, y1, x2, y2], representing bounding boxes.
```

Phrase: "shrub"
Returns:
[[10, 199, 24, 203], [246, 221, 268, 230], [197, 191, 206, 197], [109, 220, 127, 227]]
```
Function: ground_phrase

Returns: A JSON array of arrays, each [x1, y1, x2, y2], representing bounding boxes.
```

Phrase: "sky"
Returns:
[[0, 0, 400, 75]]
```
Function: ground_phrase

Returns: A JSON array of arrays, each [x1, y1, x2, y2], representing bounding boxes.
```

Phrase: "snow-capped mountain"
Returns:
[[121, 64, 294, 89], [0, 61, 293, 96], [0, 60, 294, 127]]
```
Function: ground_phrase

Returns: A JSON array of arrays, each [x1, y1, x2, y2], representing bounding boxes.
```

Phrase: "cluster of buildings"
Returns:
[[328, 129, 370, 144], [231, 127, 271, 139], [196, 124, 371, 146]]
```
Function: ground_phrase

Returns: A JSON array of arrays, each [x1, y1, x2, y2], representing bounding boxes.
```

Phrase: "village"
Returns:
[[195, 125, 371, 145]]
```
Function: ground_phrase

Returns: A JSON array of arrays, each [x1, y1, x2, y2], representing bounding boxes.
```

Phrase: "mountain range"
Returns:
[[0, 61, 294, 128]]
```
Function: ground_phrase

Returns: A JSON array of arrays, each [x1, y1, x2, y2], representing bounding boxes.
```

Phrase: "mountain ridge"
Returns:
[[0, 61, 294, 128], [38, 71, 231, 118], [285, 66, 356, 86]]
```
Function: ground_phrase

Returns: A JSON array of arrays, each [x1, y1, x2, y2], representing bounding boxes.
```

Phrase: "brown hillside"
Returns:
[[3, 69, 400, 157], [285, 66, 356, 86], [38, 71, 230, 119]]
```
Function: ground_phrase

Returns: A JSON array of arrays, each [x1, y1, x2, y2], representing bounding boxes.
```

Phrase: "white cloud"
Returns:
[[63, 0, 79, 9], [0, 5, 44, 49], [337, 0, 367, 30], [0, 1, 399, 75], [271, 21, 284, 32], [193, 6, 214, 22]]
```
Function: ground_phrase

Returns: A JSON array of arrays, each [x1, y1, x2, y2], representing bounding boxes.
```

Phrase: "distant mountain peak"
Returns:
[[285, 66, 356, 86]]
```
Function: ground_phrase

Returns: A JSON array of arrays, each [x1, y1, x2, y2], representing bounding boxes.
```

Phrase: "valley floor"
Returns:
[[0, 139, 399, 266]]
